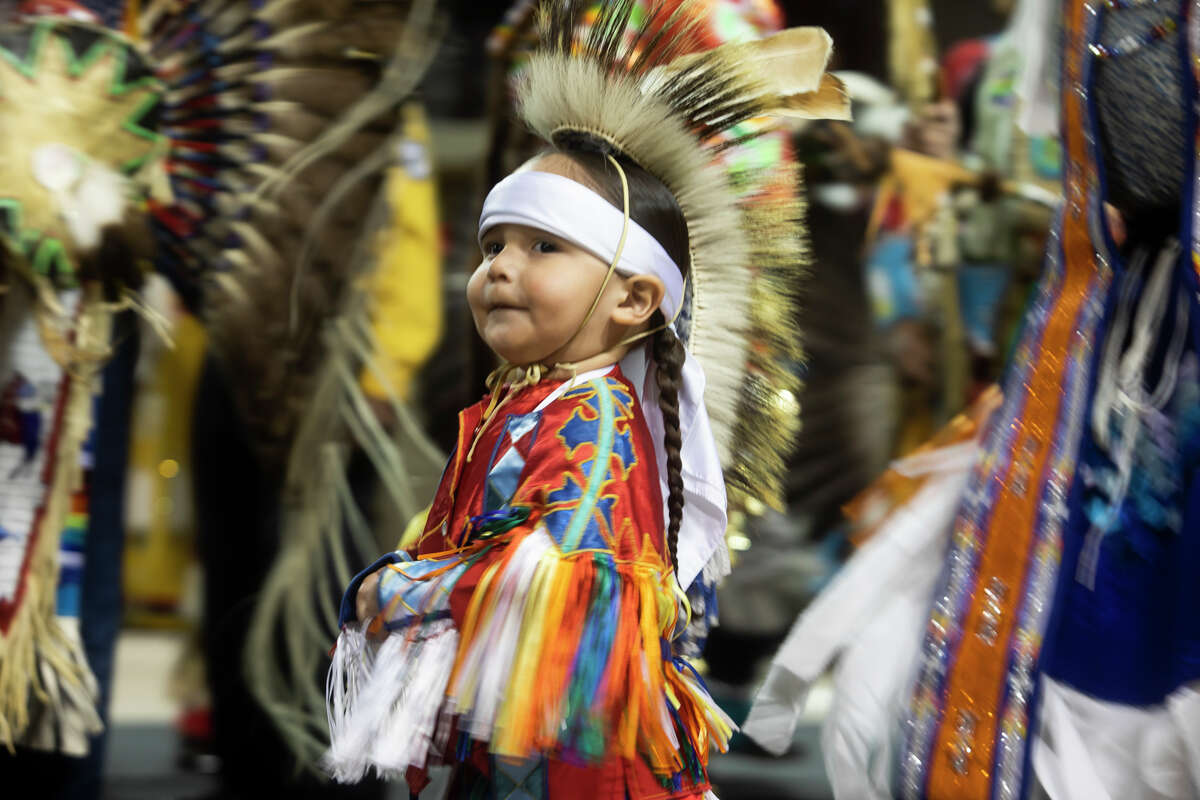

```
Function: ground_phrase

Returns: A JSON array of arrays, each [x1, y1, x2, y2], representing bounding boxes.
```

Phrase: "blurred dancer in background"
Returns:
[[0, 4, 155, 797], [748, 0, 1200, 797], [0, 1, 446, 798]]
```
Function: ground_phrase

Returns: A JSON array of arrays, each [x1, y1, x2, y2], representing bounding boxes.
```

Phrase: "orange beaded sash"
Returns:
[[898, 2, 1121, 798]]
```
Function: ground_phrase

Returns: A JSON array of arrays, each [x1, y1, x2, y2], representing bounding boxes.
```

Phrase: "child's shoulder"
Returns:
[[537, 370, 649, 472], [555, 368, 639, 421], [458, 368, 643, 447]]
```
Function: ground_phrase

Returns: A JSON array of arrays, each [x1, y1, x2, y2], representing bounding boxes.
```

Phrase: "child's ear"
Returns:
[[611, 275, 665, 327]]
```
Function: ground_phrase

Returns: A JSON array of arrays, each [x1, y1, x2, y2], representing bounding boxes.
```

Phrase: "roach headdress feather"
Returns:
[[517, 0, 848, 497]]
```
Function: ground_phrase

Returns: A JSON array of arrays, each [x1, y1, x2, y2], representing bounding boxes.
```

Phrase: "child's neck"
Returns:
[[542, 343, 630, 382]]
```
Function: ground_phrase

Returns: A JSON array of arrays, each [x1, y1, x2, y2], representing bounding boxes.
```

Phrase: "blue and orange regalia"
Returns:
[[331, 366, 728, 798]]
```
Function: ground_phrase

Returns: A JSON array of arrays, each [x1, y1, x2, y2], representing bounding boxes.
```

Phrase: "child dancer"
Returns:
[[324, 2, 847, 796]]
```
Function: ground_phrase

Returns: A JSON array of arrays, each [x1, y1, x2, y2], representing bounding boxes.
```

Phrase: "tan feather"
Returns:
[[250, 68, 375, 115], [657, 27, 833, 95], [258, 15, 411, 61], [778, 74, 852, 121], [256, 0, 360, 26]]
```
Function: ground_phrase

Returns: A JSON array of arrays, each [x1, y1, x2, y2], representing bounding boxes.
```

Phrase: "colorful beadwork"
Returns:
[[0, 21, 166, 288], [1088, 15, 1177, 59]]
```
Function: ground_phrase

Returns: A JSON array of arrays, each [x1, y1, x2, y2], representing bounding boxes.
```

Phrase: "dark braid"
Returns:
[[651, 317, 686, 572], [556, 148, 692, 573]]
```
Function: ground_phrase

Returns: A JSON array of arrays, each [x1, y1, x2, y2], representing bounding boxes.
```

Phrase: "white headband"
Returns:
[[478, 170, 686, 320]]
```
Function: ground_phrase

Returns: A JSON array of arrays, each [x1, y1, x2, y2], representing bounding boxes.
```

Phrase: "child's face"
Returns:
[[468, 155, 632, 366]]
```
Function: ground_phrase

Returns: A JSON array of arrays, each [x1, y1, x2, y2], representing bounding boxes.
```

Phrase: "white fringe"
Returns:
[[324, 617, 459, 783], [446, 527, 556, 739], [19, 618, 104, 757]]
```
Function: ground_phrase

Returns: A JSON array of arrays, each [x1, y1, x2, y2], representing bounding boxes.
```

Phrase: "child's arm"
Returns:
[[335, 551, 409, 631], [355, 570, 382, 622], [349, 506, 433, 624]]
